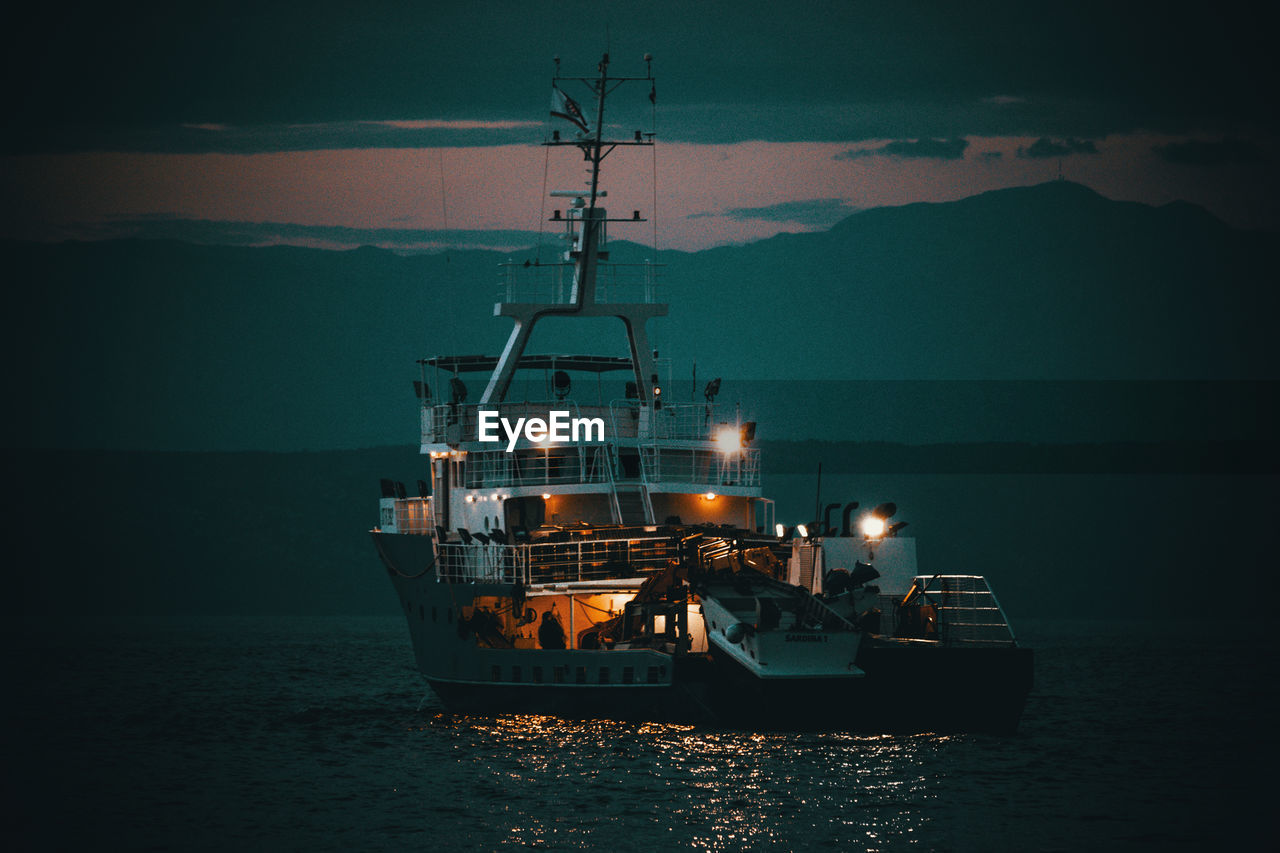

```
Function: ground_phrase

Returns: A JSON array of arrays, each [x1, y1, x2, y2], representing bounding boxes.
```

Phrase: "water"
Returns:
[[6, 616, 1274, 851]]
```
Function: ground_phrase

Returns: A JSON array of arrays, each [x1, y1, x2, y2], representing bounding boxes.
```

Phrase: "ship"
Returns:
[[371, 54, 1032, 732]]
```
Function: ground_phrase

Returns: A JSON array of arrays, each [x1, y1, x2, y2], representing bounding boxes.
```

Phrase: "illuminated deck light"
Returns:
[[714, 426, 741, 454]]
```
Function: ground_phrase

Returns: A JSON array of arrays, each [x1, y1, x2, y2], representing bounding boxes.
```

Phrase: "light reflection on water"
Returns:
[[412, 711, 953, 850], [9, 616, 1274, 851]]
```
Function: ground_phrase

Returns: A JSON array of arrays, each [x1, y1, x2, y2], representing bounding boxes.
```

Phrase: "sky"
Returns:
[[2, 0, 1277, 252]]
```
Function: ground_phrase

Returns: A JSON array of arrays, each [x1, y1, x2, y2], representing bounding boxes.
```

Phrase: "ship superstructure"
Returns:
[[371, 54, 1031, 731]]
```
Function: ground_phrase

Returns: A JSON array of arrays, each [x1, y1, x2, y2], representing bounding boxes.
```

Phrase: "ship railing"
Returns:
[[640, 446, 762, 488], [435, 534, 679, 585], [877, 575, 1017, 647], [609, 401, 735, 442], [498, 260, 663, 305], [422, 401, 632, 445], [460, 446, 614, 489], [393, 497, 433, 535]]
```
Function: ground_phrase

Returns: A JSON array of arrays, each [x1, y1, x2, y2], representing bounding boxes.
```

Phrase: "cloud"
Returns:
[[7, 2, 1275, 154], [369, 119, 541, 131], [835, 138, 969, 160], [60, 217, 547, 254], [716, 198, 858, 226], [1018, 137, 1099, 158], [8, 119, 549, 155], [1151, 137, 1266, 165]]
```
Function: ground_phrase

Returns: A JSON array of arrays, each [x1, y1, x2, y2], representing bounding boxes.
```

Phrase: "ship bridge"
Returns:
[[394, 52, 771, 536]]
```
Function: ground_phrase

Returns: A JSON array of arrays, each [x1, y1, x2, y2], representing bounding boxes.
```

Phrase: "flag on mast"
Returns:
[[551, 86, 589, 134]]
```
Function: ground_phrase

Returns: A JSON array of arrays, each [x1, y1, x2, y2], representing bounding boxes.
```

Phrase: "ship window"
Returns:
[[484, 516, 490, 531], [575, 666, 587, 684], [532, 666, 544, 684], [511, 666, 522, 683], [647, 666, 660, 684], [598, 667, 610, 684], [554, 666, 566, 684], [491, 665, 501, 682], [622, 666, 634, 684]]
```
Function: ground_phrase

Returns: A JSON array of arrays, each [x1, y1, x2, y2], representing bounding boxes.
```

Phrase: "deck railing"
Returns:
[[393, 497, 434, 535], [461, 447, 614, 488], [435, 533, 679, 585], [877, 575, 1017, 647], [498, 261, 662, 305], [640, 446, 762, 488]]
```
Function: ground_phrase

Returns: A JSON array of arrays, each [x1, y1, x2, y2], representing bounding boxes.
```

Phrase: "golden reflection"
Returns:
[[410, 710, 961, 851]]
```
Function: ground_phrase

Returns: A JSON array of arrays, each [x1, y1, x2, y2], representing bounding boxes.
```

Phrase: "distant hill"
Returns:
[[671, 181, 1274, 381], [4, 182, 1275, 451]]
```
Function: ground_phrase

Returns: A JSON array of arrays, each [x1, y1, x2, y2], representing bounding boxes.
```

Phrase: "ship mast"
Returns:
[[480, 53, 664, 405]]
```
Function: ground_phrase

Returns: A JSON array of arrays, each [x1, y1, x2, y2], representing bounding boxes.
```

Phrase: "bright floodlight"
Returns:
[[775, 523, 785, 537], [860, 516, 886, 538], [796, 523, 809, 538], [715, 426, 742, 454]]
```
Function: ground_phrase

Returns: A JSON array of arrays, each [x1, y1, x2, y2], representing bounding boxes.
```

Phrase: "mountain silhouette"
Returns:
[[5, 181, 1273, 451]]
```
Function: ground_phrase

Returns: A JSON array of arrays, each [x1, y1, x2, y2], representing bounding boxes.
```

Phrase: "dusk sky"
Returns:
[[3, 0, 1276, 253]]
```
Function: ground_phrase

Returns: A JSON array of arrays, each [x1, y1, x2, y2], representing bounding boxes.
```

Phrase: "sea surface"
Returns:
[[6, 616, 1274, 851]]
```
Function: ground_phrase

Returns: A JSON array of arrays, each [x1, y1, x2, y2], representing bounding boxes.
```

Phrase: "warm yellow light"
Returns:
[[860, 516, 886, 538], [703, 492, 716, 500], [542, 493, 551, 500], [714, 426, 742, 454], [796, 523, 809, 538]]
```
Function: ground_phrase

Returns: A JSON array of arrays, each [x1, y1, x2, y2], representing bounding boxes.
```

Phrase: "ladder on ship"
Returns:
[[604, 443, 654, 525], [614, 485, 652, 525]]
